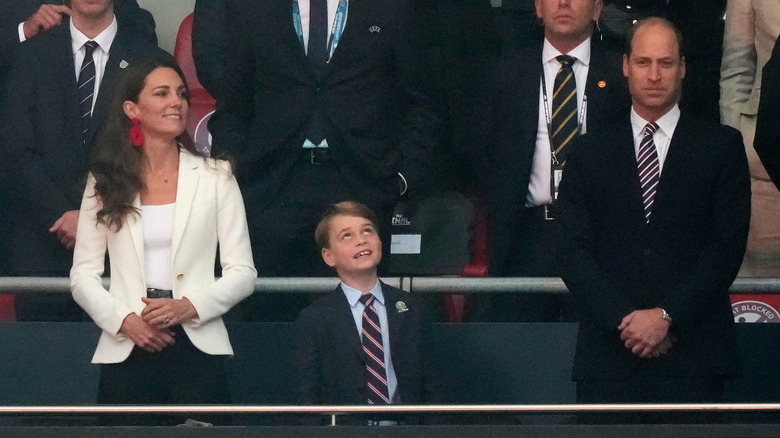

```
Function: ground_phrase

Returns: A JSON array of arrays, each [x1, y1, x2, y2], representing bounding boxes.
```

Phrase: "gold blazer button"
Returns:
[[177, 274, 184, 280]]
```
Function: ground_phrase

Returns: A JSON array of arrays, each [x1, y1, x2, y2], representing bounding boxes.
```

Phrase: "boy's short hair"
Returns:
[[315, 201, 379, 249]]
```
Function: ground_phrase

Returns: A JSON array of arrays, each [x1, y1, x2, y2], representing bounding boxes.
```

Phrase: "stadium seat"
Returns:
[[173, 13, 215, 156]]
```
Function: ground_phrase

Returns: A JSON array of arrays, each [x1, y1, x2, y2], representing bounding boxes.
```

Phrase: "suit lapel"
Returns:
[[614, 118, 649, 226], [128, 194, 145, 285], [330, 285, 364, 358], [86, 31, 131, 149], [584, 45, 612, 124], [285, 0, 309, 67], [53, 26, 83, 152], [172, 152, 199, 262], [382, 282, 405, 356], [321, 0, 361, 78], [650, 114, 691, 226]]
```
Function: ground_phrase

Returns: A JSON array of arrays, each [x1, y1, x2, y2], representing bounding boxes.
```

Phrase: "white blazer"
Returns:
[[70, 151, 257, 364]]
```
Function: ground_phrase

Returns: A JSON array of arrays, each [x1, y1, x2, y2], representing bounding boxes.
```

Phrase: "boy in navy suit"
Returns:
[[295, 201, 441, 422]]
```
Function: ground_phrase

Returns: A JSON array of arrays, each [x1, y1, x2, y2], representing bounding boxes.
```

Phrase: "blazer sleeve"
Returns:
[[659, 127, 751, 328], [70, 175, 134, 338], [719, 0, 757, 128], [182, 161, 257, 325], [115, 0, 157, 45], [557, 137, 638, 330], [192, 0, 228, 101], [393, 0, 443, 196], [208, 2, 256, 174]]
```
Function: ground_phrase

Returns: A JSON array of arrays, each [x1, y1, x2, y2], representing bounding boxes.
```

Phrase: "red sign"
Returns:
[[731, 295, 780, 323]]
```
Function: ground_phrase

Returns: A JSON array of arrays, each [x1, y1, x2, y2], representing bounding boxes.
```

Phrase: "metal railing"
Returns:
[[0, 276, 779, 294], [1, 403, 780, 425]]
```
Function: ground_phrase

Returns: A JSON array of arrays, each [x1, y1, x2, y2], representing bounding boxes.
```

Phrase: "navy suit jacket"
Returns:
[[210, 0, 441, 211], [295, 281, 442, 413], [0, 21, 169, 274], [557, 114, 750, 381], [472, 40, 630, 275]]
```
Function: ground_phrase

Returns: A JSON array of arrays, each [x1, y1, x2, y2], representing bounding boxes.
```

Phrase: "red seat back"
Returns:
[[173, 13, 216, 155]]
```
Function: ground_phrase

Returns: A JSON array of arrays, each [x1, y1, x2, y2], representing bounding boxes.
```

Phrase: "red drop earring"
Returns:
[[129, 117, 144, 147]]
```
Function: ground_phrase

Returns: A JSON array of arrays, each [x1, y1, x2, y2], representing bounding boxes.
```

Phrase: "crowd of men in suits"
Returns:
[[0, 0, 778, 420]]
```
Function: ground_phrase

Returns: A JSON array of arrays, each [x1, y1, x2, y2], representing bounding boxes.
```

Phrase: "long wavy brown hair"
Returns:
[[90, 58, 204, 231]]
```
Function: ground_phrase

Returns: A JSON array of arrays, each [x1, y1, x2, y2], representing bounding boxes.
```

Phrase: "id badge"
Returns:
[[551, 164, 564, 201]]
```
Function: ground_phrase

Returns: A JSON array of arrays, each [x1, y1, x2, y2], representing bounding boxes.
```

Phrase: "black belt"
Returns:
[[301, 148, 331, 164], [523, 204, 558, 221], [146, 288, 173, 299]]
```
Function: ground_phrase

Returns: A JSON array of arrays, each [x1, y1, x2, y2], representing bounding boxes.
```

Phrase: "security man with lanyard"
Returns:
[[468, 0, 629, 322]]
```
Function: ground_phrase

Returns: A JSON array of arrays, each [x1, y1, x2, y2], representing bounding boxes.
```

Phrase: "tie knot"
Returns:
[[83, 40, 98, 55], [644, 122, 659, 136], [556, 55, 575, 68], [359, 293, 375, 307]]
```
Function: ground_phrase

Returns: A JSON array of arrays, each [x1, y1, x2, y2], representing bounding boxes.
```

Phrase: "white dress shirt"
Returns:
[[527, 38, 591, 207], [341, 280, 400, 403], [70, 16, 118, 114], [630, 104, 681, 173]]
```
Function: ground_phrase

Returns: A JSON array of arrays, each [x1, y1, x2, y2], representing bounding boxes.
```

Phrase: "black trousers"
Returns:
[[577, 376, 726, 424], [97, 327, 230, 426]]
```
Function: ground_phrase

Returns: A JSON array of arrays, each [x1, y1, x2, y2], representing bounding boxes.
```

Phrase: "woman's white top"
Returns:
[[141, 203, 175, 290]]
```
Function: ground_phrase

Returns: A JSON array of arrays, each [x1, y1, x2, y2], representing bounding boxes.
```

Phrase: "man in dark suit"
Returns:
[[558, 17, 750, 423], [0, 0, 155, 95], [469, 0, 628, 321], [210, 0, 440, 320], [755, 34, 780, 191], [295, 202, 441, 423], [0, 0, 168, 320]]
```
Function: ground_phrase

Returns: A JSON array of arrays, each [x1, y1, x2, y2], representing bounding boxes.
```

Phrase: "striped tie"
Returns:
[[359, 294, 390, 405], [77, 41, 98, 144], [637, 122, 661, 223], [551, 55, 578, 165]]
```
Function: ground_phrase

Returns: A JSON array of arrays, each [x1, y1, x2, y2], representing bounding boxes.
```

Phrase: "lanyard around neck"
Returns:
[[540, 65, 588, 165], [292, 0, 349, 62]]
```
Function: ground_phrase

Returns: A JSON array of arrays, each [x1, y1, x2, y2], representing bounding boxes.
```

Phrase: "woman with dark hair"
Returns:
[[70, 58, 256, 425]]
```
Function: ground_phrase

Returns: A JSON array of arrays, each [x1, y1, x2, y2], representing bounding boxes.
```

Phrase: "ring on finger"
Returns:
[[162, 317, 170, 325]]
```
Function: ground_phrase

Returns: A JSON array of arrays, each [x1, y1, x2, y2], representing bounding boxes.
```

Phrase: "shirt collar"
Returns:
[[630, 104, 681, 138], [70, 15, 118, 55], [342, 280, 384, 307], [542, 37, 591, 67]]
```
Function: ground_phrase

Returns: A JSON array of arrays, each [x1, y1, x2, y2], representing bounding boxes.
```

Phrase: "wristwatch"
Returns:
[[660, 308, 673, 324]]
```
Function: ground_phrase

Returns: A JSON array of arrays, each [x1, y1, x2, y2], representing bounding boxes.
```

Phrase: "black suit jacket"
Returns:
[[557, 114, 750, 381], [755, 34, 780, 191], [0, 0, 156, 97], [0, 21, 169, 274], [295, 282, 442, 412], [210, 0, 440, 210], [473, 40, 629, 275]]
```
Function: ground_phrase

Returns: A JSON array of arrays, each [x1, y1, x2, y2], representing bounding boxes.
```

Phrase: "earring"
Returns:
[[129, 117, 144, 147]]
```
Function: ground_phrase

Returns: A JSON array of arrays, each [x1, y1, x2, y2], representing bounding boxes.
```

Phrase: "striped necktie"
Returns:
[[77, 40, 99, 144], [551, 55, 578, 165], [359, 293, 390, 405], [637, 122, 661, 223]]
